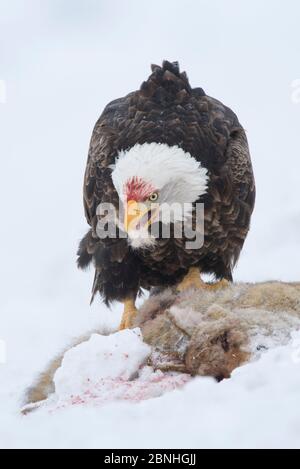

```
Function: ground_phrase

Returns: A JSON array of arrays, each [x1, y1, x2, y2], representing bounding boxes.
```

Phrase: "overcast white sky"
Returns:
[[0, 0, 299, 314], [1, 1, 300, 448]]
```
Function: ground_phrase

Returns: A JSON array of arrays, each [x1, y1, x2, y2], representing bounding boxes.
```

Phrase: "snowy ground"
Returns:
[[1, 1, 300, 449], [3, 329, 300, 449]]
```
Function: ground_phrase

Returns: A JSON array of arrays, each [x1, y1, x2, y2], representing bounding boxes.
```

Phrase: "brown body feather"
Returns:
[[78, 61, 255, 305]]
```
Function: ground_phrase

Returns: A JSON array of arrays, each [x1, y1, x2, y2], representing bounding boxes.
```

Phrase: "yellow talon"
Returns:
[[119, 298, 138, 330], [177, 267, 230, 292], [177, 267, 205, 292]]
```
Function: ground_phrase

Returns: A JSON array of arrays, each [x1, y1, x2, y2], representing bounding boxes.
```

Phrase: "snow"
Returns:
[[1, 0, 300, 449], [54, 329, 151, 397], [21, 329, 189, 415], [2, 332, 300, 449]]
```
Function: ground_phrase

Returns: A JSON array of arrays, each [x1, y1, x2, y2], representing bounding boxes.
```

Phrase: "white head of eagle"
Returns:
[[110, 142, 209, 248]]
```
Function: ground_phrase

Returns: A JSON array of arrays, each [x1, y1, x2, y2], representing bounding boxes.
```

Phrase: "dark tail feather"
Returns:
[[90, 269, 100, 305], [78, 232, 140, 307], [77, 230, 95, 270]]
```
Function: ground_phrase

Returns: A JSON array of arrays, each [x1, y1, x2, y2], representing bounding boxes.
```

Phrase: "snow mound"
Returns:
[[26, 328, 190, 413], [54, 328, 151, 397]]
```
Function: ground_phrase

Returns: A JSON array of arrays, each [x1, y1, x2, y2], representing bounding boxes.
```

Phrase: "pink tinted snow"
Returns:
[[25, 330, 192, 414], [52, 369, 191, 412]]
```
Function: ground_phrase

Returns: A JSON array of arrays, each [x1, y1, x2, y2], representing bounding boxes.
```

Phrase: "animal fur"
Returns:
[[22, 281, 300, 413]]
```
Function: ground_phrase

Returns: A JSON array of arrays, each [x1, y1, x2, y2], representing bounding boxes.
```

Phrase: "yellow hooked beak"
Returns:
[[124, 200, 158, 232]]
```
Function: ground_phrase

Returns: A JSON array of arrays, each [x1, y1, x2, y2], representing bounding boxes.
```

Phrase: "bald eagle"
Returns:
[[78, 61, 255, 329]]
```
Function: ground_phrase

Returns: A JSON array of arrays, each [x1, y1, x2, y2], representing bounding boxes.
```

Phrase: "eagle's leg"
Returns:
[[177, 267, 229, 292], [119, 298, 138, 330], [177, 267, 205, 292]]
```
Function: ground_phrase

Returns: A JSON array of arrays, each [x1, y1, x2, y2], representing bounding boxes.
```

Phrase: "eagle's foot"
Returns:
[[119, 299, 138, 330], [205, 279, 230, 290], [177, 267, 205, 292], [177, 269, 230, 293]]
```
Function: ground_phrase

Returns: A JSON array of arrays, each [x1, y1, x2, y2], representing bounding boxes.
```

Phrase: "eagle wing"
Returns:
[[226, 128, 255, 210], [83, 97, 130, 229], [79, 96, 143, 305]]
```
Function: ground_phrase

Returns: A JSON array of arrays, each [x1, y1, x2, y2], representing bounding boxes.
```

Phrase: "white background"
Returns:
[[0, 0, 299, 448]]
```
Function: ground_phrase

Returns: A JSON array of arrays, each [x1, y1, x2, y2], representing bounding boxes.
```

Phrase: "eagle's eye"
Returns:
[[149, 192, 159, 202]]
